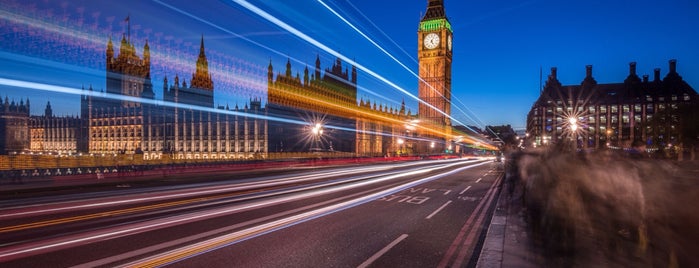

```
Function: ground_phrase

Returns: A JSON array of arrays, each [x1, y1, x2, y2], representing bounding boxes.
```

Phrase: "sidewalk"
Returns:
[[476, 176, 543, 268]]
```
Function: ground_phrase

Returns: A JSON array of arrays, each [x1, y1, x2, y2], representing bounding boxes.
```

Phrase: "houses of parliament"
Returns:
[[1, 1, 458, 166]]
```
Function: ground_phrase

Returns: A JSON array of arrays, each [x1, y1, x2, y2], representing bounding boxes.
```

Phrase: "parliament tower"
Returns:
[[418, 0, 453, 148]]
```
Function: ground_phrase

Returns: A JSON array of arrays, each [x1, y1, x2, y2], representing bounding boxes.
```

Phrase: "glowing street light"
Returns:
[[311, 123, 323, 136], [568, 117, 578, 131], [568, 117, 580, 150]]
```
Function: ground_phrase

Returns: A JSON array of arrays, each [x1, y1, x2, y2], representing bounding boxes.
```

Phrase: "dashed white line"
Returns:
[[459, 186, 472, 195], [357, 234, 409, 268], [475, 178, 482, 183], [426, 200, 452, 219]]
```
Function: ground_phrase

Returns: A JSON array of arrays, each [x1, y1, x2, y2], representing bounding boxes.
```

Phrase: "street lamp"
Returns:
[[568, 117, 579, 150], [310, 123, 324, 151]]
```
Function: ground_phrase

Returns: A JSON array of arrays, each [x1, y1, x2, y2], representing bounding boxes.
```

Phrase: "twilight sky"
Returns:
[[1, 0, 697, 131]]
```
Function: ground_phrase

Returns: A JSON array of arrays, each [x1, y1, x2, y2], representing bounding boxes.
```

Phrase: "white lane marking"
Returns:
[[475, 178, 482, 183], [459, 186, 472, 195], [357, 234, 409, 268], [88, 161, 494, 266], [426, 200, 452, 219]]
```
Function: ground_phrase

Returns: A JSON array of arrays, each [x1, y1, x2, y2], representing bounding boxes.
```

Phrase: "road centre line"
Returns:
[[1, 160, 486, 262], [459, 186, 471, 195], [475, 178, 482, 183], [426, 201, 452, 219], [357, 234, 409, 268], [104, 161, 495, 267]]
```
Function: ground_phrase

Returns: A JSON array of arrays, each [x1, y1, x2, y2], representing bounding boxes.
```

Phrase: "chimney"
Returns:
[[654, 68, 661, 82], [629, 62, 637, 76], [669, 59, 677, 73], [585, 65, 593, 78], [642, 75, 649, 83]]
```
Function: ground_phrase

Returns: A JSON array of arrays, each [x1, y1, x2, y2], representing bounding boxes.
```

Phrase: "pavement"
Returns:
[[476, 159, 699, 268], [476, 171, 543, 268]]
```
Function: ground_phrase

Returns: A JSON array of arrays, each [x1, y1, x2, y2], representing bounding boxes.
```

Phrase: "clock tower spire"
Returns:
[[418, 0, 452, 149]]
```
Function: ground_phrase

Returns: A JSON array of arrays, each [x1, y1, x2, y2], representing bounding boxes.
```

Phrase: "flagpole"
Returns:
[[127, 14, 130, 43]]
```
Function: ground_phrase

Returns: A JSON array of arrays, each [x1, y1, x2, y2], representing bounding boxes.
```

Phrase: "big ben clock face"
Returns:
[[423, 33, 440, 49], [447, 35, 452, 51]]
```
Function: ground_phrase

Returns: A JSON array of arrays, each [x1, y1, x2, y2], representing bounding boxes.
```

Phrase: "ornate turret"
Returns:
[[106, 36, 114, 63], [315, 54, 321, 81], [286, 58, 292, 77], [190, 35, 213, 91], [143, 40, 151, 76], [268, 59, 274, 83], [44, 101, 53, 117], [351, 65, 357, 84]]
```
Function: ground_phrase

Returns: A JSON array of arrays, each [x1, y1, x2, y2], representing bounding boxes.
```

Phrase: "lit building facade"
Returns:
[[0, 97, 30, 154], [29, 102, 81, 154], [80, 33, 267, 160], [527, 60, 697, 150], [266, 55, 413, 156], [266, 56, 358, 153], [0, 26, 267, 160]]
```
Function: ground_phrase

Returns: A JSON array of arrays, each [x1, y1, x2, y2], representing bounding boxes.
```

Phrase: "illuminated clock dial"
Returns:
[[447, 35, 452, 51], [423, 33, 440, 49]]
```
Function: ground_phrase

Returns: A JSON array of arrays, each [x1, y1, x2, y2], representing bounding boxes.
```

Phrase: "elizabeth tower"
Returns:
[[418, 0, 452, 145]]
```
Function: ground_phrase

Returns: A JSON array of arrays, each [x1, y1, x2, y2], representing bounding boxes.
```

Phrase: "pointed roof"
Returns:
[[422, 0, 446, 21], [190, 35, 214, 90]]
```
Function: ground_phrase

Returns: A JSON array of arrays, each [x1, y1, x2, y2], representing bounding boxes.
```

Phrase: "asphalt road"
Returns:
[[0, 158, 504, 267]]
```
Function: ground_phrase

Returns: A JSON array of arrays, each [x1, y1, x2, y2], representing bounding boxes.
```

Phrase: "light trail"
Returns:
[[317, 0, 492, 135], [0, 77, 373, 139], [2, 1, 495, 149], [230, 1, 450, 130], [0, 5, 269, 100], [122, 159, 491, 267], [0, 159, 487, 261], [228, 0, 496, 149], [0, 159, 443, 219]]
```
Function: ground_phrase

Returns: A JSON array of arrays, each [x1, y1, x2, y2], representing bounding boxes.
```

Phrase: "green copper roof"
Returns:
[[419, 18, 452, 33]]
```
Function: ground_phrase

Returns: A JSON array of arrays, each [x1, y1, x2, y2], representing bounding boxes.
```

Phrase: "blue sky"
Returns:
[[1, 0, 697, 130]]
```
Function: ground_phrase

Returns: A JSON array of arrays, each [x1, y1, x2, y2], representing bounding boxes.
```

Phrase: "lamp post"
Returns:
[[310, 123, 323, 151], [397, 138, 404, 156], [569, 117, 579, 150]]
